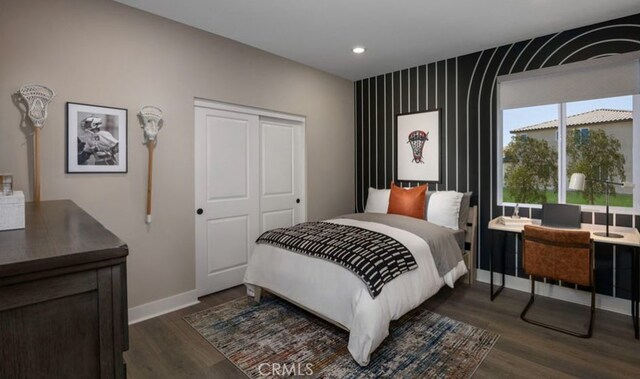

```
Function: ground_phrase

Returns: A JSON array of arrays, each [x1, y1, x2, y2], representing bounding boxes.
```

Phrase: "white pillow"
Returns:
[[427, 191, 464, 230], [365, 188, 391, 213]]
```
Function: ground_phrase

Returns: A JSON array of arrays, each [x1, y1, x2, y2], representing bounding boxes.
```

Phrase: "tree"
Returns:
[[504, 136, 557, 204], [567, 129, 625, 204]]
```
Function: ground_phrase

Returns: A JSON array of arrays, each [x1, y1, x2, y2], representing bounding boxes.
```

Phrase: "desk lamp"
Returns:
[[569, 173, 635, 238]]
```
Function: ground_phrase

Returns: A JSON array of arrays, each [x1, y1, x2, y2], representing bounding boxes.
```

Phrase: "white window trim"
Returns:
[[558, 103, 566, 205], [497, 95, 640, 214]]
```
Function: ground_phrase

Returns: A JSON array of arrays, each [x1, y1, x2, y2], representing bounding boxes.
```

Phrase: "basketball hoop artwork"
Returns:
[[407, 130, 429, 163], [139, 106, 164, 224], [18, 84, 55, 203], [396, 109, 442, 183]]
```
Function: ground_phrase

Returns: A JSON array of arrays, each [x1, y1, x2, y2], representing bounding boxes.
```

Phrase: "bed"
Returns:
[[244, 204, 478, 366]]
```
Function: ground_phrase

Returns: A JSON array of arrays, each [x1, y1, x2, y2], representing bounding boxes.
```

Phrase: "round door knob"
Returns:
[[196, 208, 204, 215], [296, 199, 301, 204]]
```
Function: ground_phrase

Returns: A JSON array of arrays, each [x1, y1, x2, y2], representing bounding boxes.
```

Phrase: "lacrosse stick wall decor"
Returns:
[[139, 106, 163, 224], [19, 84, 55, 203]]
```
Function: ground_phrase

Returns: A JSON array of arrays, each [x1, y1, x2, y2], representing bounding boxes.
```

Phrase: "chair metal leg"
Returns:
[[520, 276, 595, 338]]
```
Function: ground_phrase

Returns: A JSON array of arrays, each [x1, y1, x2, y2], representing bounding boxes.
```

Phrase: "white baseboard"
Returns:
[[128, 289, 200, 325], [476, 269, 632, 316]]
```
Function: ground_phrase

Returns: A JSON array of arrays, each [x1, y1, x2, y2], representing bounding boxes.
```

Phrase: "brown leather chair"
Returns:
[[521, 225, 595, 338]]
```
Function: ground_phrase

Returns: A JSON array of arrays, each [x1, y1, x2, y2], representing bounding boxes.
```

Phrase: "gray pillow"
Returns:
[[458, 192, 472, 230], [424, 191, 472, 231], [424, 192, 432, 220]]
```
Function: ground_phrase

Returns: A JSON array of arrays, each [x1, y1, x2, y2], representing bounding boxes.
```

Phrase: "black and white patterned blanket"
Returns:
[[255, 221, 417, 298]]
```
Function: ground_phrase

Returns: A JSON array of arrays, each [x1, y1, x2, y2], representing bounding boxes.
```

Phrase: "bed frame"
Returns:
[[463, 205, 478, 284], [249, 205, 479, 328]]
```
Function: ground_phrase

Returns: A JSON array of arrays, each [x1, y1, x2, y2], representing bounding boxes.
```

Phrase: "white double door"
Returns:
[[195, 104, 305, 297]]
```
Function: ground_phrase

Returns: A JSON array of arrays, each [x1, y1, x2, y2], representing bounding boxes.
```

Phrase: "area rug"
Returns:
[[184, 296, 498, 378]]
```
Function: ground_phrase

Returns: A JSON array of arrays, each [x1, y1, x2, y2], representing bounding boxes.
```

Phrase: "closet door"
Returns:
[[259, 117, 304, 232], [195, 107, 259, 296]]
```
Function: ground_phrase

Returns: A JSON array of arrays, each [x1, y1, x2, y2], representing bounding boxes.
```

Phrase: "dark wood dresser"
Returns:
[[0, 200, 129, 378]]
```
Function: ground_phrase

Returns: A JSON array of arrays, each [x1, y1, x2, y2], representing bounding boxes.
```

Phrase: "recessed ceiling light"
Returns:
[[352, 46, 366, 54]]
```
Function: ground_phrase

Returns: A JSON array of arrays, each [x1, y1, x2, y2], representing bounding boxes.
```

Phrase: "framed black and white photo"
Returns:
[[395, 109, 442, 183], [66, 102, 127, 173]]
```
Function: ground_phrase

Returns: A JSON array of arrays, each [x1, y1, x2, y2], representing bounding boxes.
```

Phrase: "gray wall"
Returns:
[[0, 0, 354, 307]]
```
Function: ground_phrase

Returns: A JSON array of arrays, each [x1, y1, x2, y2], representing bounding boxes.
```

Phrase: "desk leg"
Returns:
[[490, 231, 506, 301], [633, 247, 639, 339]]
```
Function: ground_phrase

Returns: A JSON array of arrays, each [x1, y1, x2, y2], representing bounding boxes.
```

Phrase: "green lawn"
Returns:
[[503, 189, 633, 207]]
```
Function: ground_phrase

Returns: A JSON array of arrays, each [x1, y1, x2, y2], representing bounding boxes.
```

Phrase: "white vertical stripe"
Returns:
[[400, 72, 403, 186], [368, 78, 371, 190], [445, 61, 448, 190], [465, 51, 484, 266], [417, 67, 420, 110], [634, 95, 640, 213], [411, 69, 415, 187], [424, 65, 428, 191], [361, 82, 364, 210], [392, 73, 395, 183], [455, 57, 459, 191], [353, 82, 360, 213], [375, 77, 378, 188], [488, 44, 514, 221], [515, 236, 519, 277], [400, 71, 403, 114], [467, 52, 483, 193], [477, 48, 499, 267], [407, 70, 410, 112], [612, 246, 616, 298], [424, 65, 428, 110], [384, 76, 387, 186], [417, 66, 420, 111], [435, 63, 439, 191], [426, 64, 430, 191]]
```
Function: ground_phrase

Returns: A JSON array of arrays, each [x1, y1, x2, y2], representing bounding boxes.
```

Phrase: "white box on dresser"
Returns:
[[0, 191, 25, 231]]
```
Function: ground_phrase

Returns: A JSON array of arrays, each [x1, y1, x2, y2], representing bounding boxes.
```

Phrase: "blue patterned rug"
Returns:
[[185, 296, 498, 378]]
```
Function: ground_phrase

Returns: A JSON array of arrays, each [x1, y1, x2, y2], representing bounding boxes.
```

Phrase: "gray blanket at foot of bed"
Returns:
[[339, 213, 463, 277]]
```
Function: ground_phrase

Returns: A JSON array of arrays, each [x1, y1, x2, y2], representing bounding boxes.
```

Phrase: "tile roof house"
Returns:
[[510, 109, 632, 133]]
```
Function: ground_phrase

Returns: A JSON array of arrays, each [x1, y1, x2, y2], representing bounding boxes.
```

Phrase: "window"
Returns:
[[500, 95, 637, 210], [498, 53, 640, 211], [502, 104, 558, 204], [574, 128, 590, 146], [565, 97, 634, 208]]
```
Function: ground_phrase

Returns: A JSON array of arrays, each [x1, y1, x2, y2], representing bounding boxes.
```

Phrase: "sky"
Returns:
[[502, 95, 633, 147]]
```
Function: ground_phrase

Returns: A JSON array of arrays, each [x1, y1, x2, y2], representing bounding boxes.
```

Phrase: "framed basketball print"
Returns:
[[66, 102, 128, 173], [395, 109, 442, 183]]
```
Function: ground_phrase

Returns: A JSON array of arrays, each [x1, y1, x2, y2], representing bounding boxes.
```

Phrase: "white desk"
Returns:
[[488, 216, 640, 338], [488, 218, 640, 246]]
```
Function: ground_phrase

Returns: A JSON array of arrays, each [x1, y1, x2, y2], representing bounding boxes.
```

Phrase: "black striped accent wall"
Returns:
[[354, 13, 640, 301]]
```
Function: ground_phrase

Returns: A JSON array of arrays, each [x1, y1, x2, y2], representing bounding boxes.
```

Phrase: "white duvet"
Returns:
[[243, 217, 468, 366]]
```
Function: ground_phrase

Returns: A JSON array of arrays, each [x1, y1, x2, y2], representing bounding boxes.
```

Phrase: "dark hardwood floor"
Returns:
[[125, 283, 640, 378]]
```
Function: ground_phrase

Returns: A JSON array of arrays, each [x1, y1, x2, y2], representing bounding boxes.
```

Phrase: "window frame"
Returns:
[[497, 95, 640, 214]]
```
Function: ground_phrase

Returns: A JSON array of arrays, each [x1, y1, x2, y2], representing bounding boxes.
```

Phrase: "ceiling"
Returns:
[[115, 0, 640, 81]]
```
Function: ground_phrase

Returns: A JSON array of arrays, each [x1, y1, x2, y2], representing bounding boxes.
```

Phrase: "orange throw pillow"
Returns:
[[387, 182, 427, 219]]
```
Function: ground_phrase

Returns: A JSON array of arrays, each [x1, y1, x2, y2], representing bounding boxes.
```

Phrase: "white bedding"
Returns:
[[243, 217, 468, 366]]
